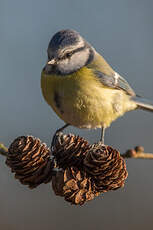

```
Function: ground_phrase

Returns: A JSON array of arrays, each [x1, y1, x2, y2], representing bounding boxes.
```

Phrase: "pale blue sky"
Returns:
[[0, 1, 153, 229]]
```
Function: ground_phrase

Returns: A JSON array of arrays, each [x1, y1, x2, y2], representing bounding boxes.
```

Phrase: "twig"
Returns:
[[0, 143, 8, 157], [0, 140, 153, 160], [122, 146, 153, 159]]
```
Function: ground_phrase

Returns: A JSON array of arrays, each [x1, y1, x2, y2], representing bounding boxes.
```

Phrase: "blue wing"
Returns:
[[86, 52, 136, 96], [94, 70, 136, 96]]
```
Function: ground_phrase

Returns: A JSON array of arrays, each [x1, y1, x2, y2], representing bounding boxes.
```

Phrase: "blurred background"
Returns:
[[1, 0, 153, 229]]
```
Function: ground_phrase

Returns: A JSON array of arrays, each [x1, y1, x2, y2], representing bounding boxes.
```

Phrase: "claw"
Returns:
[[50, 124, 70, 151]]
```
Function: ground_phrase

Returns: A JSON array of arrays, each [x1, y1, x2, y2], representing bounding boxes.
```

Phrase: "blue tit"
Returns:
[[41, 29, 153, 144]]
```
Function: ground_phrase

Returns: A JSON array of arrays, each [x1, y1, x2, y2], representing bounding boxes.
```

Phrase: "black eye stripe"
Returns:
[[62, 45, 86, 60], [85, 47, 94, 65], [65, 52, 72, 58]]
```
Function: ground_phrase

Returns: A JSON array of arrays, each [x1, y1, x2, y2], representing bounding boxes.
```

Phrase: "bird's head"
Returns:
[[44, 29, 95, 75]]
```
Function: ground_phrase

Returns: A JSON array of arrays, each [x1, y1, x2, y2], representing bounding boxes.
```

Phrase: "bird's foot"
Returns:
[[51, 131, 62, 151], [51, 124, 70, 151]]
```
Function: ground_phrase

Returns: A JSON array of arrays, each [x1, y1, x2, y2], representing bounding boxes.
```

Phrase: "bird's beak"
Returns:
[[43, 58, 56, 74], [47, 58, 56, 65]]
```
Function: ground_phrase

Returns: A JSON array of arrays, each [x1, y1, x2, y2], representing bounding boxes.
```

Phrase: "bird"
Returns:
[[41, 29, 153, 146]]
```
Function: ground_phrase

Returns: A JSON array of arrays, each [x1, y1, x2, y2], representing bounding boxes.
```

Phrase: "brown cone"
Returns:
[[6, 136, 54, 189], [52, 133, 90, 169], [52, 167, 99, 205], [83, 143, 128, 193]]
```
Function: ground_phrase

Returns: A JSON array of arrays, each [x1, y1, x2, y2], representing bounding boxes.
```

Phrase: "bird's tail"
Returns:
[[133, 96, 153, 112]]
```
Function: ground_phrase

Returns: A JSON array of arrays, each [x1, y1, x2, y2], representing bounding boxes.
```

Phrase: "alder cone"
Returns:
[[6, 136, 54, 188], [52, 167, 99, 205], [84, 143, 128, 193], [52, 133, 90, 169]]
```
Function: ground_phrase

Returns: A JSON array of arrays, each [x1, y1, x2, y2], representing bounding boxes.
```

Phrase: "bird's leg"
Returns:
[[100, 127, 106, 144], [51, 123, 70, 151]]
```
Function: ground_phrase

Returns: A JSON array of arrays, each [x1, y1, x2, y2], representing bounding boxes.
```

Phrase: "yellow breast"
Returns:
[[41, 67, 136, 128]]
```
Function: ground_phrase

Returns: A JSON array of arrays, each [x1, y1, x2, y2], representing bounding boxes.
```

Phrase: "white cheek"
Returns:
[[58, 49, 90, 74], [59, 59, 69, 67], [70, 50, 89, 67]]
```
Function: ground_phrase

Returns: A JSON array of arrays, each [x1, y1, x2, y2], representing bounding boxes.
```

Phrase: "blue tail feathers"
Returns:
[[133, 96, 153, 112]]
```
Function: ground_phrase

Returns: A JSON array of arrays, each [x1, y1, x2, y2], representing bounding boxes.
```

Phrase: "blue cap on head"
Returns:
[[48, 29, 83, 51]]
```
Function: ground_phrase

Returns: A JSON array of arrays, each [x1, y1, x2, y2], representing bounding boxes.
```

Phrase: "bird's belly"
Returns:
[[59, 93, 115, 128], [41, 73, 136, 129], [56, 88, 124, 128]]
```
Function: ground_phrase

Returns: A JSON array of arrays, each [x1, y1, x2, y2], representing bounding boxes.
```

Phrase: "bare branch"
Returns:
[[1, 139, 153, 160], [122, 146, 153, 159], [0, 143, 8, 157]]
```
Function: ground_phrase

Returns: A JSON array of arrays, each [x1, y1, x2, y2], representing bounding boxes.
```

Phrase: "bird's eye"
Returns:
[[65, 52, 72, 58]]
